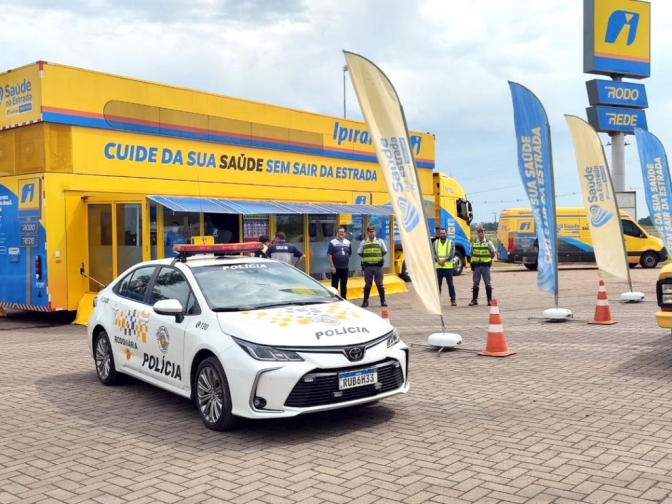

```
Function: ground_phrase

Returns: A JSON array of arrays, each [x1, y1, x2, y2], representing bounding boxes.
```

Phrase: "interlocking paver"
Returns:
[[0, 493, 19, 504], [4, 267, 672, 503]]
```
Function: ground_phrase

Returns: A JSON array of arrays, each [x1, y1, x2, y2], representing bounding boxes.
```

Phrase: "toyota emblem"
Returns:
[[347, 346, 364, 361]]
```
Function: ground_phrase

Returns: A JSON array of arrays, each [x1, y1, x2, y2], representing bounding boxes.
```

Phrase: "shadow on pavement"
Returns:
[[0, 309, 76, 330], [36, 369, 396, 448], [614, 334, 672, 381]]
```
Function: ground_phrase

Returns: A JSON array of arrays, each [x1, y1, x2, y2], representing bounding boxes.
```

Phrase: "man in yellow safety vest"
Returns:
[[469, 226, 496, 306], [357, 226, 388, 307], [434, 228, 457, 306]]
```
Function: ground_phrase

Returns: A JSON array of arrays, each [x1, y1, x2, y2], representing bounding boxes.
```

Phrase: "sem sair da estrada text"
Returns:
[[519, 127, 554, 265], [103, 142, 378, 181]]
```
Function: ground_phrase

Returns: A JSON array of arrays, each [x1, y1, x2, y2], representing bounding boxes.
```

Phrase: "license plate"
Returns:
[[338, 368, 377, 390]]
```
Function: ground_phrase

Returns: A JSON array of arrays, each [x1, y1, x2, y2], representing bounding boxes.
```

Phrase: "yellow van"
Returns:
[[497, 207, 667, 270]]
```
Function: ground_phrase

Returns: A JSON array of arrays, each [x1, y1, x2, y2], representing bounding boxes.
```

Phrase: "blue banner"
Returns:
[[634, 129, 672, 253], [586, 106, 648, 134], [509, 82, 558, 296], [586, 79, 648, 109]]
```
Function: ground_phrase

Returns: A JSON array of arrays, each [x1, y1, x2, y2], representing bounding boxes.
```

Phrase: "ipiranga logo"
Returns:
[[590, 205, 613, 228], [397, 196, 420, 232], [605, 10, 639, 46]]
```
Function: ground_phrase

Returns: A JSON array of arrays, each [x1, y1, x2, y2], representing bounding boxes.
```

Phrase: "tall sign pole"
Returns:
[[583, 0, 651, 214]]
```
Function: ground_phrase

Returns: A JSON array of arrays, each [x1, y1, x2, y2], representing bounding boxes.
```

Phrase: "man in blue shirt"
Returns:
[[266, 231, 305, 267], [165, 221, 187, 257], [327, 226, 352, 299]]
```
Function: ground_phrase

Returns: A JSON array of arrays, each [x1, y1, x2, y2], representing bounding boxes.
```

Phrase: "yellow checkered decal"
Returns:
[[114, 308, 151, 343], [243, 306, 361, 327]]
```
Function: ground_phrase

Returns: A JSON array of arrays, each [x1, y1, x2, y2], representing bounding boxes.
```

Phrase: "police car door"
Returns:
[[109, 265, 157, 375], [143, 266, 196, 390]]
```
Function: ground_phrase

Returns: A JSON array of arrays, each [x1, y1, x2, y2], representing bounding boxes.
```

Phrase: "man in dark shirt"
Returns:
[[253, 235, 270, 258], [327, 226, 352, 299], [266, 231, 305, 267]]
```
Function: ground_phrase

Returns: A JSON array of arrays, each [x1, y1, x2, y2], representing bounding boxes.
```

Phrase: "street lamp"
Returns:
[[342, 65, 348, 118]]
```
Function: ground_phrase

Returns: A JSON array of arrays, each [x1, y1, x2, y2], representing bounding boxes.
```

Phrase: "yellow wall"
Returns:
[[39, 62, 435, 166], [71, 126, 393, 196]]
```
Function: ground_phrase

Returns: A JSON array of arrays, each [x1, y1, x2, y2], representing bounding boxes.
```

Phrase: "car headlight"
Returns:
[[660, 282, 672, 304], [387, 329, 400, 347], [232, 337, 304, 362]]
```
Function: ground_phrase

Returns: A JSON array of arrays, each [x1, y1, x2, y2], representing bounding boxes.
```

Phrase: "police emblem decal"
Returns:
[[308, 314, 341, 326], [156, 326, 170, 353]]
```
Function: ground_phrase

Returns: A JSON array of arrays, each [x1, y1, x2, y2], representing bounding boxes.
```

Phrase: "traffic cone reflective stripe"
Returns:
[[488, 323, 504, 333], [478, 299, 516, 357], [588, 280, 617, 325]]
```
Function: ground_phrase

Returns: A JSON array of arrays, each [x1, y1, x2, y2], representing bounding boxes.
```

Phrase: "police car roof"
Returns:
[[185, 255, 270, 266], [149, 255, 271, 268]]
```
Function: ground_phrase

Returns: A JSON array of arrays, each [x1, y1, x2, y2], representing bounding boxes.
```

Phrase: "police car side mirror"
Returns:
[[326, 286, 339, 297], [154, 299, 185, 324]]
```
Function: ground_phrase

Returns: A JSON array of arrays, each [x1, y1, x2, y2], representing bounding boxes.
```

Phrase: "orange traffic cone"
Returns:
[[588, 280, 617, 325], [478, 299, 516, 357], [381, 309, 390, 322]]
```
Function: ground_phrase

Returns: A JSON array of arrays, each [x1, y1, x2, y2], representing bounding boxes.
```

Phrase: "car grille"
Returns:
[[284, 358, 404, 408]]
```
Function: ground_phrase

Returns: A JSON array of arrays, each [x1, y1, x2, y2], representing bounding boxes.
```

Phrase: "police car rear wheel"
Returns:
[[195, 357, 234, 431], [94, 331, 120, 386]]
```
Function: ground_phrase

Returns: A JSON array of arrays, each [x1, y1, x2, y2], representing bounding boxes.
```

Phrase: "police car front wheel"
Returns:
[[195, 357, 235, 431]]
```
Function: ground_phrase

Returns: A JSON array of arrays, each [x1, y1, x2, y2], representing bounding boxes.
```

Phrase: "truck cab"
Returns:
[[395, 173, 473, 280], [655, 264, 672, 329]]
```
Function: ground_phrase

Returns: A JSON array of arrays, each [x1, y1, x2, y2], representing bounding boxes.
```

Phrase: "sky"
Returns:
[[1, 0, 671, 224]]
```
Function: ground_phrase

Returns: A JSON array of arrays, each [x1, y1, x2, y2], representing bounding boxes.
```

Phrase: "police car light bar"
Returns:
[[172, 242, 264, 255]]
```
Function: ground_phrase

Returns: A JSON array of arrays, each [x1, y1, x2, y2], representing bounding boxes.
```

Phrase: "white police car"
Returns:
[[87, 243, 409, 431]]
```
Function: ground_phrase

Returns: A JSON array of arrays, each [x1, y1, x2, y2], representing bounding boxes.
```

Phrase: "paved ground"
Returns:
[[2, 266, 672, 504]]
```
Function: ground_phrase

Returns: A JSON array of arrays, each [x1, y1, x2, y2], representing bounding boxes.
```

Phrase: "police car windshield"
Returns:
[[191, 261, 336, 311]]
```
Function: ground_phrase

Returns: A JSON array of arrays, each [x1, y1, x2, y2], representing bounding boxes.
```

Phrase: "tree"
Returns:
[[638, 216, 652, 227]]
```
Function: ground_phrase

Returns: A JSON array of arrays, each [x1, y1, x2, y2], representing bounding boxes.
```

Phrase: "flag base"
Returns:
[[542, 308, 573, 322], [621, 291, 644, 303], [428, 332, 462, 350]]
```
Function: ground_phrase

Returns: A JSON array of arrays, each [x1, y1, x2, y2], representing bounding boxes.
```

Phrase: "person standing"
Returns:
[[253, 235, 270, 258], [165, 221, 187, 257], [431, 226, 441, 245], [266, 231, 305, 267], [469, 225, 496, 306], [434, 228, 457, 306], [358, 226, 388, 307], [327, 226, 352, 299], [204, 218, 220, 241]]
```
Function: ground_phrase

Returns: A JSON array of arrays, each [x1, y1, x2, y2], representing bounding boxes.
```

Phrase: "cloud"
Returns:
[[0, 0, 308, 24]]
